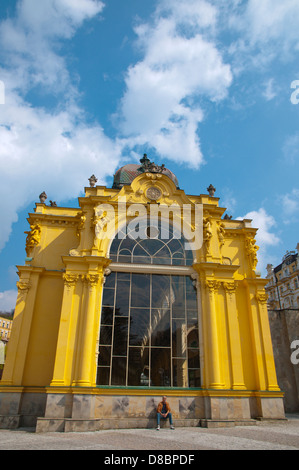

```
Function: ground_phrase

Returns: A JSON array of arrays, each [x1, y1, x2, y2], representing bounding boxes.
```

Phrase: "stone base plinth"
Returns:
[[0, 388, 286, 432]]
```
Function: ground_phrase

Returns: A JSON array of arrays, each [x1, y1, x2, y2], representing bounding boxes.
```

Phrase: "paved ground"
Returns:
[[1, 414, 299, 451]]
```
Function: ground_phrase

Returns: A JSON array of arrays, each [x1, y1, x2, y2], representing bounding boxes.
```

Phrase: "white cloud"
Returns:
[[0, 290, 18, 312], [0, 0, 124, 253], [244, 0, 299, 50], [280, 189, 299, 222], [238, 208, 280, 272], [118, 0, 232, 168], [226, 0, 299, 70], [262, 78, 277, 101]]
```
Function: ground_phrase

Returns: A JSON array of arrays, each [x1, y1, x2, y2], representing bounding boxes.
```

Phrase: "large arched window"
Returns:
[[96, 219, 201, 388]]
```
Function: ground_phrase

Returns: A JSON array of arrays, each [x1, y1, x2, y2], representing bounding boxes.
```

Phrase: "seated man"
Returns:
[[156, 396, 175, 430]]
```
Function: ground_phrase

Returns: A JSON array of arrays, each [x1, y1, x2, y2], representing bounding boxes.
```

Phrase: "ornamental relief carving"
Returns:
[[205, 280, 221, 293], [25, 224, 41, 257], [81, 274, 100, 288], [63, 274, 79, 289], [245, 236, 259, 271], [17, 280, 31, 294], [203, 217, 212, 254], [256, 291, 268, 304]]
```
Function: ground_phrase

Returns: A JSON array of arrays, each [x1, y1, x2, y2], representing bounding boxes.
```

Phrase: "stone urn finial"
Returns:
[[39, 191, 47, 204], [89, 175, 98, 187], [207, 184, 216, 197]]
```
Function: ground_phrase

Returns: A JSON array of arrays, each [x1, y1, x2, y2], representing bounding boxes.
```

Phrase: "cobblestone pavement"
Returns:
[[0, 415, 299, 451]]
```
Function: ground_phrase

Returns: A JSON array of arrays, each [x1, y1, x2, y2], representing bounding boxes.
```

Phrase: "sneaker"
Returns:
[[156, 425, 160, 430], [170, 425, 175, 430]]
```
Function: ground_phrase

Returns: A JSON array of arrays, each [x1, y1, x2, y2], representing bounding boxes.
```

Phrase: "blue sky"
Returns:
[[0, 0, 299, 310]]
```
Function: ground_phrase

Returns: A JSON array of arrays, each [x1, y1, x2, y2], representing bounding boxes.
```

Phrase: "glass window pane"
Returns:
[[111, 357, 127, 386], [100, 326, 112, 345], [171, 276, 185, 317], [119, 237, 136, 251], [109, 238, 121, 255], [118, 254, 132, 263], [139, 238, 164, 256], [152, 245, 171, 260], [187, 328, 199, 349], [115, 281, 130, 315], [172, 319, 187, 358], [102, 288, 114, 307], [151, 308, 170, 347], [127, 347, 149, 386], [167, 238, 184, 255], [133, 244, 150, 257], [173, 358, 188, 387], [113, 317, 128, 356], [129, 308, 150, 347], [153, 257, 172, 265], [117, 272, 130, 282], [188, 349, 200, 369], [101, 307, 113, 326], [98, 270, 201, 388], [131, 274, 150, 307], [104, 272, 116, 288], [98, 346, 111, 366], [97, 367, 110, 385], [188, 369, 201, 388], [150, 348, 171, 387], [187, 311, 198, 329], [152, 275, 170, 308], [172, 256, 185, 266]]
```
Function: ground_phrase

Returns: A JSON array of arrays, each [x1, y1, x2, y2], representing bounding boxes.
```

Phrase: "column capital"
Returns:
[[63, 273, 79, 289], [256, 291, 268, 304], [82, 273, 100, 288], [205, 280, 221, 293], [222, 281, 237, 296]]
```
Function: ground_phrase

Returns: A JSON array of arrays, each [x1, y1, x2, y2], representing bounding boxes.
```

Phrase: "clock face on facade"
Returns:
[[146, 186, 162, 201]]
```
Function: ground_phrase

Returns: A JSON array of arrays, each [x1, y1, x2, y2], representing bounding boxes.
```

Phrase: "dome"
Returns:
[[112, 155, 179, 189]]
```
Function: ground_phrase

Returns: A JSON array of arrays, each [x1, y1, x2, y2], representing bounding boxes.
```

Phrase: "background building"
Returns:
[[0, 156, 285, 432], [0, 313, 13, 380], [265, 245, 299, 413], [0, 314, 13, 342], [266, 246, 299, 310]]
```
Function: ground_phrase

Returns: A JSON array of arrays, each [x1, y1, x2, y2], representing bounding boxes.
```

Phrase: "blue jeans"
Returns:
[[157, 412, 173, 426]]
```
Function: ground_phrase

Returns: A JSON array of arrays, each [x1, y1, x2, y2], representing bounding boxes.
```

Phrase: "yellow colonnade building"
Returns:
[[0, 156, 285, 432]]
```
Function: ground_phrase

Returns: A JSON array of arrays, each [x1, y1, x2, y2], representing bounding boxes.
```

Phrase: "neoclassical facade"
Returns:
[[0, 156, 285, 431], [266, 247, 299, 310]]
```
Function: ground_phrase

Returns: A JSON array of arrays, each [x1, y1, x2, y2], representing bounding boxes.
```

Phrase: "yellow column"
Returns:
[[222, 281, 246, 390], [73, 273, 101, 387], [50, 273, 79, 387], [245, 281, 267, 390], [256, 291, 280, 392], [205, 280, 224, 389], [1, 267, 43, 386]]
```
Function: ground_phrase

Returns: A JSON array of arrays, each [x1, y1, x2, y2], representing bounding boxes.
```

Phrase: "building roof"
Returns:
[[112, 155, 179, 190], [274, 252, 298, 273]]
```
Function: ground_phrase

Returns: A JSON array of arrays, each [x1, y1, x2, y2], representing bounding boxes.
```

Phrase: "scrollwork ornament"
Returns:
[[223, 281, 236, 298], [256, 291, 268, 304], [63, 274, 79, 289], [17, 280, 31, 294], [84, 274, 100, 289], [205, 280, 220, 293]]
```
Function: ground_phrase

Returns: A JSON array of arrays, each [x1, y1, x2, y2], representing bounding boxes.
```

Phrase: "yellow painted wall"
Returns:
[[22, 276, 64, 386]]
